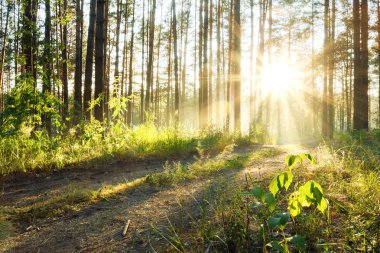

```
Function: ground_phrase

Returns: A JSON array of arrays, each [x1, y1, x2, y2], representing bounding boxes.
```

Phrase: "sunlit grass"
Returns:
[[0, 122, 255, 176]]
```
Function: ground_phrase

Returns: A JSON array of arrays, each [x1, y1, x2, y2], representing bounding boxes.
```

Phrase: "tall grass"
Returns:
[[0, 121, 253, 176]]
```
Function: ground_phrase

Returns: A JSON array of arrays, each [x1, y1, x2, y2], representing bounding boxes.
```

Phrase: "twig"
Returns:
[[122, 220, 131, 236]]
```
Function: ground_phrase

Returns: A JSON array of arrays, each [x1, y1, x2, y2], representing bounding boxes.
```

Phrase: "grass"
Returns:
[[150, 131, 380, 252], [145, 148, 280, 187], [0, 122, 253, 176], [3, 147, 279, 224]]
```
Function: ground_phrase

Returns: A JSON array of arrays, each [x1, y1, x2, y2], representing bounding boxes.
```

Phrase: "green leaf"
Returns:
[[268, 213, 290, 230], [268, 241, 289, 253], [298, 180, 329, 214], [251, 186, 265, 202], [289, 235, 306, 252], [286, 155, 301, 169], [288, 192, 302, 217], [269, 171, 293, 196], [304, 153, 316, 165], [265, 193, 276, 213]]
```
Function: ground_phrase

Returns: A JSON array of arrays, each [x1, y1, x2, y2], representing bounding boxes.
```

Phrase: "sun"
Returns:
[[262, 62, 294, 97]]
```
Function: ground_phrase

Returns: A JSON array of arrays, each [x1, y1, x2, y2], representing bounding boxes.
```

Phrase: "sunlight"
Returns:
[[263, 62, 294, 97]]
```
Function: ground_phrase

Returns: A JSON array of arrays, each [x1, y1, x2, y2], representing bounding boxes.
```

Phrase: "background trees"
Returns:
[[0, 0, 378, 139]]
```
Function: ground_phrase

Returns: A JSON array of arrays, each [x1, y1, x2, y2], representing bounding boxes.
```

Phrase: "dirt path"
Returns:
[[0, 144, 316, 253]]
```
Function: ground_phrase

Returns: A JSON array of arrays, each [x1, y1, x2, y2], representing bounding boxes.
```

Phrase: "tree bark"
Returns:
[[94, 0, 105, 122], [84, 0, 97, 119]]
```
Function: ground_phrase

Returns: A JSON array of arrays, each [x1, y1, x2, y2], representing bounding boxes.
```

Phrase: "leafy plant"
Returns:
[[244, 153, 329, 252]]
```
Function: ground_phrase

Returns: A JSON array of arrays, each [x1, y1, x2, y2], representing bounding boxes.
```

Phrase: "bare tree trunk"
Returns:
[[0, 2, 10, 112], [62, 0, 69, 122], [94, 0, 105, 122], [140, 0, 146, 122], [145, 0, 157, 114], [226, 0, 233, 132], [208, 0, 213, 123], [249, 0, 254, 128], [327, 0, 335, 138], [74, 0, 83, 117], [42, 0, 52, 133], [322, 0, 329, 137], [84, 0, 97, 119], [216, 0, 221, 127], [198, 0, 204, 128], [113, 0, 122, 97], [172, 0, 180, 125], [202, 0, 209, 126], [232, 0, 241, 132], [127, 0, 136, 127]]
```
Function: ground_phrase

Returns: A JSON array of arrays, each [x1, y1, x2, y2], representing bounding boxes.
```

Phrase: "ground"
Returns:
[[0, 143, 316, 253]]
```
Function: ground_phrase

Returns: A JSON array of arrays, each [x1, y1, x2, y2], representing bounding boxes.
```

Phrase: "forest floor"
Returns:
[[0, 142, 317, 253]]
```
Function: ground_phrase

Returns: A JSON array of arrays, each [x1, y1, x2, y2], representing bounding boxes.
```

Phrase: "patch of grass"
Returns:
[[0, 123, 256, 176], [145, 148, 280, 187], [0, 214, 14, 240]]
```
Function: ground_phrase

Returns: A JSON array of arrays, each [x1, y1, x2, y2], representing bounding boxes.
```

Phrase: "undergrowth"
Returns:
[[0, 122, 253, 176]]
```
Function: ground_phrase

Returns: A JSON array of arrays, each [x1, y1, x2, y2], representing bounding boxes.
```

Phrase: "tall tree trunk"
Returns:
[[84, 0, 97, 119], [266, 0, 272, 131], [167, 14, 173, 125], [378, 0, 380, 127], [226, 0, 233, 132], [216, 0, 221, 127], [113, 0, 122, 96], [94, 0, 105, 122], [208, 0, 213, 123], [249, 0, 254, 128], [127, 0, 136, 127], [140, 0, 146, 122], [232, 0, 241, 132], [198, 0, 204, 128], [42, 0, 52, 133], [327, 0, 335, 138], [104, 0, 110, 122], [0, 2, 10, 112], [353, 0, 369, 130], [145, 0, 157, 114], [181, 1, 190, 121], [322, 0, 329, 137], [62, 0, 69, 122], [172, 0, 180, 125], [202, 0, 209, 126], [74, 0, 83, 117]]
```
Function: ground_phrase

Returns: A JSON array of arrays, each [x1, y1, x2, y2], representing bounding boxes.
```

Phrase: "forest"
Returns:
[[0, 0, 380, 252]]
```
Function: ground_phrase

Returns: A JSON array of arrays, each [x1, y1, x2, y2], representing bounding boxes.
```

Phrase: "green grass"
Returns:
[[145, 148, 280, 187], [151, 132, 380, 252], [4, 148, 279, 224], [0, 122, 254, 176]]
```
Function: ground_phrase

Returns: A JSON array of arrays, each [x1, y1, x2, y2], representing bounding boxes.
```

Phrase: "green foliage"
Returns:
[[244, 153, 328, 252], [0, 80, 63, 135]]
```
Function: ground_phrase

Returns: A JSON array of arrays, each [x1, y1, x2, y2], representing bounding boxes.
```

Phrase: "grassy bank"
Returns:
[[0, 122, 253, 176]]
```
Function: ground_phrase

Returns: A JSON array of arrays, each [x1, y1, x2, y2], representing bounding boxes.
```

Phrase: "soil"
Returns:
[[0, 143, 316, 253]]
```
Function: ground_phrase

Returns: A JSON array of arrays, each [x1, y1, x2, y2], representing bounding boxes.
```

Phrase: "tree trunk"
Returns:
[[202, 0, 209, 126], [94, 0, 105, 122], [74, 0, 83, 117], [127, 0, 136, 127], [322, 0, 329, 137], [84, 0, 97, 119], [172, 0, 180, 125], [62, 0, 69, 122], [327, 0, 335, 138], [232, 0, 241, 132], [113, 0, 122, 97], [216, 0, 221, 127], [0, 2, 10, 112], [198, 0, 204, 128], [42, 0, 52, 133], [145, 0, 157, 114]]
